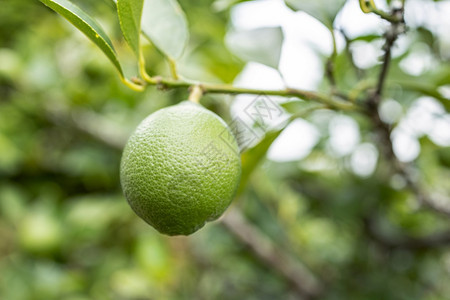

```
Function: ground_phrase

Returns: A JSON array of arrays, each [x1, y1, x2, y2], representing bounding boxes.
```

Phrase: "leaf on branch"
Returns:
[[395, 81, 450, 112], [38, 0, 123, 76], [389, 61, 450, 112], [212, 0, 252, 12], [284, 0, 347, 28], [237, 129, 283, 196], [141, 0, 189, 60], [117, 0, 144, 57], [237, 102, 321, 193], [226, 26, 284, 70]]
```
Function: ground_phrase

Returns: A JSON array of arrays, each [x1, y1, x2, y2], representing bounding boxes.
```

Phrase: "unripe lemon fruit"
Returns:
[[120, 101, 241, 236]]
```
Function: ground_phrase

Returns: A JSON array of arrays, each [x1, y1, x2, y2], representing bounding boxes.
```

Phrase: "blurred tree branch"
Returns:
[[43, 102, 128, 151], [221, 207, 323, 299]]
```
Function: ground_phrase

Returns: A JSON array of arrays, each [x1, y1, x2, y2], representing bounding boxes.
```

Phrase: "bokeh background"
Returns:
[[1, 0, 450, 299]]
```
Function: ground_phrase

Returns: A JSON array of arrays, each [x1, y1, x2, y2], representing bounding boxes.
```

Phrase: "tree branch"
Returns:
[[44, 103, 128, 150], [132, 76, 358, 112], [365, 2, 450, 217], [370, 4, 406, 107], [221, 207, 323, 299]]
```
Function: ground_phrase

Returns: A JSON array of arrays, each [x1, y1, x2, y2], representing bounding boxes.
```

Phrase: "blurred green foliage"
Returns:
[[1, 0, 450, 299]]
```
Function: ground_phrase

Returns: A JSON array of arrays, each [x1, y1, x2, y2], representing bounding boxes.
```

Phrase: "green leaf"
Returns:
[[236, 101, 323, 195], [388, 61, 450, 112], [350, 34, 381, 43], [226, 27, 284, 69], [284, 0, 346, 28], [38, 0, 123, 76], [117, 0, 144, 57], [394, 80, 450, 112], [141, 0, 189, 60], [212, 0, 252, 12], [237, 129, 283, 196], [281, 99, 324, 116]]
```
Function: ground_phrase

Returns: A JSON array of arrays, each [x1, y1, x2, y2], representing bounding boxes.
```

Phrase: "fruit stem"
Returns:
[[188, 85, 204, 103]]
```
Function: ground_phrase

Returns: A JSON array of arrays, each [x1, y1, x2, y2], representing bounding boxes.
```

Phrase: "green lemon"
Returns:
[[120, 101, 241, 236]]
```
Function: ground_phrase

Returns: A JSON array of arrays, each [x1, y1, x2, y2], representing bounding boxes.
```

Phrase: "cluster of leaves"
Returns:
[[37, 0, 188, 83], [34, 0, 349, 86], [1, 0, 450, 299]]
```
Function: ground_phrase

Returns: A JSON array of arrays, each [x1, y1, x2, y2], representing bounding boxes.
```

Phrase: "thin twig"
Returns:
[[374, 33, 396, 102], [371, 5, 405, 106], [142, 76, 358, 112]]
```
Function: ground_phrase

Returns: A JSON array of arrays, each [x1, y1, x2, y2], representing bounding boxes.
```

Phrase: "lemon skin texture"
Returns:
[[120, 101, 241, 236]]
